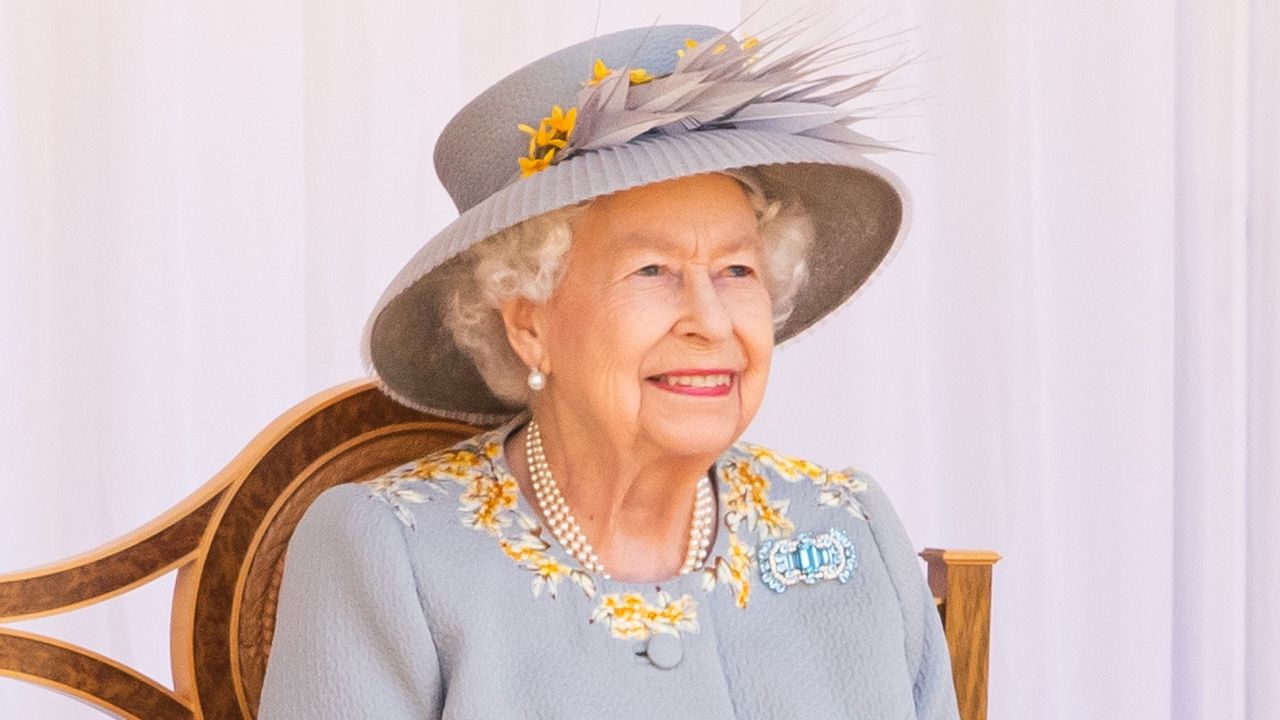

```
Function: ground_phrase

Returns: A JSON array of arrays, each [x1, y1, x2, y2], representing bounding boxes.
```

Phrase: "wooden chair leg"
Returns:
[[920, 548, 1000, 720]]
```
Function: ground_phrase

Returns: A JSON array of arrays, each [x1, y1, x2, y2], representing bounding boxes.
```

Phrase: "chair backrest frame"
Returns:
[[1, 380, 997, 720], [921, 548, 1000, 720]]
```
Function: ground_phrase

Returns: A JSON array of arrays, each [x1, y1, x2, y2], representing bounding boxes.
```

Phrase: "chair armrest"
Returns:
[[919, 548, 1000, 720]]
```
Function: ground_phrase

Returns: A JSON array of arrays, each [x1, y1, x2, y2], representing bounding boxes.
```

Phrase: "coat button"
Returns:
[[645, 633, 683, 670]]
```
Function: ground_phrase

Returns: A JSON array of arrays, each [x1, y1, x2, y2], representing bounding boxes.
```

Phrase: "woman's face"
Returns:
[[536, 172, 775, 460]]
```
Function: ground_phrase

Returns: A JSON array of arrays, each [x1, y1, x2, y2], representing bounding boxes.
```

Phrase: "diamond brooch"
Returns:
[[757, 527, 857, 593]]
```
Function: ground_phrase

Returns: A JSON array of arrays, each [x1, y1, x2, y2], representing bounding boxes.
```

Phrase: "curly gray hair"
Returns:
[[444, 171, 814, 405]]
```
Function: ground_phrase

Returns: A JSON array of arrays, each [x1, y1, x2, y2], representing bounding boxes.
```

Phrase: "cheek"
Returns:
[[549, 286, 672, 386], [728, 287, 775, 391], [724, 285, 775, 345], [594, 293, 673, 371]]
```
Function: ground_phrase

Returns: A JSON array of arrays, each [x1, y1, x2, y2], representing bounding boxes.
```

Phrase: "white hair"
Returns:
[[443, 171, 815, 405]]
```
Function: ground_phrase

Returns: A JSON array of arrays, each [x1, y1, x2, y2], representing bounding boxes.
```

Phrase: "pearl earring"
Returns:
[[527, 367, 546, 391]]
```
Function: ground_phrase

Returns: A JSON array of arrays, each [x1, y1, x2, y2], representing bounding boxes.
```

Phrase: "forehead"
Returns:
[[574, 173, 761, 255]]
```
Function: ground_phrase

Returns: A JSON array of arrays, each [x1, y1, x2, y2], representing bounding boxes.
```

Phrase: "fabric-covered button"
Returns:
[[644, 633, 682, 669]]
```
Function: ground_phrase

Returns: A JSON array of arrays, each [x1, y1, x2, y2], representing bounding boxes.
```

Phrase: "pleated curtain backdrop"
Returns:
[[1, 1, 1277, 717]]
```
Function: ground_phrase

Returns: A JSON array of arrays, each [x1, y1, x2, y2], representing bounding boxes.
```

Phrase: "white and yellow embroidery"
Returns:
[[498, 513, 598, 599], [742, 442, 871, 520], [362, 428, 869, 641], [590, 590, 699, 640]]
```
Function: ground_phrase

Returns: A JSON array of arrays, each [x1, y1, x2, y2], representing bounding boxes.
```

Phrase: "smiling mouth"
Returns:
[[646, 372, 736, 396]]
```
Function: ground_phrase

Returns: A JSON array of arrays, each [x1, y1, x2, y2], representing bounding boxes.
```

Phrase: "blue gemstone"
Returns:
[[797, 544, 815, 572]]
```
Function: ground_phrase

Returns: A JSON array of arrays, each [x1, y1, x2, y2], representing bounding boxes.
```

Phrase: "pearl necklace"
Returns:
[[525, 419, 715, 580]]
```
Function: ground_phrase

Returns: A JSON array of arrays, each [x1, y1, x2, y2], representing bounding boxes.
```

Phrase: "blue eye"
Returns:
[[726, 265, 756, 278], [636, 264, 663, 277]]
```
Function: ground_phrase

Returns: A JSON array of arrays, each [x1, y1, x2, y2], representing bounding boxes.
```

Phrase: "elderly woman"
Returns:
[[259, 22, 958, 720]]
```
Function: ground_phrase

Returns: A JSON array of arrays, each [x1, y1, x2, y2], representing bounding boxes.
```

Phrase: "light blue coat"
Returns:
[[258, 412, 959, 719]]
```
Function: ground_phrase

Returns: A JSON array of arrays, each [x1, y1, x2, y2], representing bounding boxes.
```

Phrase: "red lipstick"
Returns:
[[646, 369, 736, 397]]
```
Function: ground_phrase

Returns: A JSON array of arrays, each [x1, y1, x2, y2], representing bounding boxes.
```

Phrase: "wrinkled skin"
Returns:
[[500, 172, 775, 582]]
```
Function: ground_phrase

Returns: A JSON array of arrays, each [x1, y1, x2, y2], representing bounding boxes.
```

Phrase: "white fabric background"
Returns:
[[1, 0, 1276, 717]]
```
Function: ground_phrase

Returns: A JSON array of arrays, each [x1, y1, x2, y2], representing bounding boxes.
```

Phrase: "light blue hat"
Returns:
[[363, 22, 909, 423]]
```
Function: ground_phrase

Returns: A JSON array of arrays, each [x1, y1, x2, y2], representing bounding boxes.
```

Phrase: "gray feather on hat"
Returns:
[[523, 17, 913, 178]]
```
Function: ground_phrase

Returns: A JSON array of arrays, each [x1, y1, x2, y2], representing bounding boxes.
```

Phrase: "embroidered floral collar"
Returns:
[[363, 413, 869, 642]]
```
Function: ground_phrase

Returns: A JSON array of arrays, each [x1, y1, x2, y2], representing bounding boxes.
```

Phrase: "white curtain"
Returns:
[[1, 1, 1276, 717]]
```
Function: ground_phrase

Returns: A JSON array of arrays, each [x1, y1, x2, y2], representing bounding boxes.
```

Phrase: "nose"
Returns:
[[674, 266, 733, 342]]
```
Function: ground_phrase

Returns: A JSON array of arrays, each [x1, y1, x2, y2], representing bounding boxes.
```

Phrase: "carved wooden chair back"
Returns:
[[0, 380, 997, 720]]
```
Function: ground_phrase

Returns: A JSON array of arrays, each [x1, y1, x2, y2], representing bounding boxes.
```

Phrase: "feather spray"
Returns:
[[518, 12, 915, 178]]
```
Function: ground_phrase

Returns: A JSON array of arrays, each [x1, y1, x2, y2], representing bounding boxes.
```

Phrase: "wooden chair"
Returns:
[[0, 380, 998, 719]]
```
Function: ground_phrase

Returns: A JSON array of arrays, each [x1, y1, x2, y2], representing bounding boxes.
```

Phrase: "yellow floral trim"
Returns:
[[702, 532, 753, 609], [387, 444, 499, 484], [517, 54, 658, 178], [698, 451, 796, 606], [674, 37, 700, 58], [499, 514, 597, 599], [589, 58, 610, 85], [374, 442, 526, 534], [365, 441, 599, 602], [742, 443, 870, 520], [515, 33, 766, 178], [458, 472, 518, 535], [517, 104, 576, 178], [363, 426, 868, 643], [699, 444, 871, 603], [587, 58, 657, 87], [676, 36, 758, 58], [590, 590, 698, 640], [720, 458, 796, 540], [627, 67, 655, 84]]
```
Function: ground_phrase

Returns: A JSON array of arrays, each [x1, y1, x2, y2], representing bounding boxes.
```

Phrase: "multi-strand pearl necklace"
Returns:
[[525, 419, 715, 580]]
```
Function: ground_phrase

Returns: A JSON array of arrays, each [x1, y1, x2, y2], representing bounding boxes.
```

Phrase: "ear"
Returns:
[[499, 296, 549, 373]]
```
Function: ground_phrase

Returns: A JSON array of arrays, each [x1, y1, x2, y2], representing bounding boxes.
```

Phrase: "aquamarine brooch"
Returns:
[[758, 527, 857, 593]]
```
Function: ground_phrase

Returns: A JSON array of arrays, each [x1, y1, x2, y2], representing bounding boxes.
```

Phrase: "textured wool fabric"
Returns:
[[257, 415, 959, 719]]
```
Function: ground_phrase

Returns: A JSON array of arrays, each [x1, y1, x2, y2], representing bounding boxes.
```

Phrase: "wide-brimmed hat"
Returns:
[[362, 21, 910, 424]]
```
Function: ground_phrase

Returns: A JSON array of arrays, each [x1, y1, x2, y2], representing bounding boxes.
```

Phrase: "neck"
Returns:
[[507, 406, 719, 582]]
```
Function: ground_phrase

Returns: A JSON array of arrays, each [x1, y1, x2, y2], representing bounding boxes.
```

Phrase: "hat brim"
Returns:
[[362, 128, 908, 424]]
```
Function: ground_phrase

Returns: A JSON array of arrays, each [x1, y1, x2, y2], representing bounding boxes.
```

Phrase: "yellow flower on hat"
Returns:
[[517, 31, 773, 179], [518, 148, 558, 178], [627, 67, 655, 84], [587, 59, 656, 87], [589, 58, 611, 86], [545, 104, 576, 137], [517, 104, 576, 177]]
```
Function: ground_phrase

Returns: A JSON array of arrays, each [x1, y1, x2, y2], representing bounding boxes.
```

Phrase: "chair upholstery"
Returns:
[[0, 380, 997, 719]]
